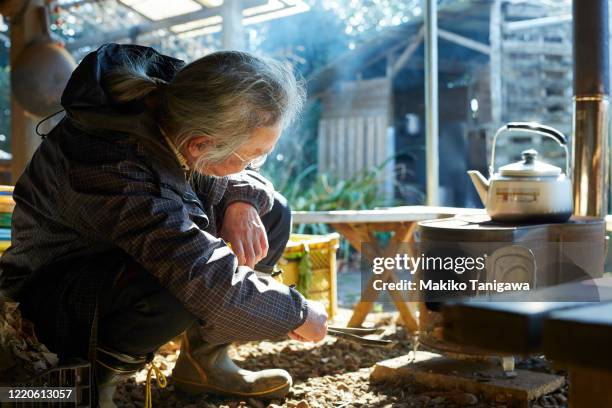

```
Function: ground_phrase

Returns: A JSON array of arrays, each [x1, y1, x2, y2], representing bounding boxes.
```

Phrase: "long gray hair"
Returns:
[[105, 50, 306, 172]]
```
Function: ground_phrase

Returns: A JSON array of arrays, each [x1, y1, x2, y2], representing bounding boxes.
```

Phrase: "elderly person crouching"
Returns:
[[0, 43, 328, 406]]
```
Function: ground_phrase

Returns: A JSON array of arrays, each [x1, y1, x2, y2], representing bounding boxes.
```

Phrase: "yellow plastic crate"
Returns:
[[276, 233, 340, 319], [0, 185, 13, 255], [0, 185, 15, 214]]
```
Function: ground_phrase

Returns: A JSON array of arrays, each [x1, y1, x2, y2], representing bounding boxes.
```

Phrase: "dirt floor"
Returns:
[[115, 310, 569, 408]]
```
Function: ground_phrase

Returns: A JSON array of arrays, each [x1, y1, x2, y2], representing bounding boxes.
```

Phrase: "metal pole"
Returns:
[[424, 0, 439, 205], [222, 0, 245, 50], [489, 0, 502, 127], [572, 0, 610, 218]]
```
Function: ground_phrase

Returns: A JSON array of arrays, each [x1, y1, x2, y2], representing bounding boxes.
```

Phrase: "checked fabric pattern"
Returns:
[[0, 117, 307, 346]]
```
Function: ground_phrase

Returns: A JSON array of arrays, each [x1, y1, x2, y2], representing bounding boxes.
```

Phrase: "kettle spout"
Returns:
[[467, 170, 489, 205]]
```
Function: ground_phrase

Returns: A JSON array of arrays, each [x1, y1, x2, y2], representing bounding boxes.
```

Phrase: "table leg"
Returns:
[[365, 224, 418, 331], [331, 222, 419, 331]]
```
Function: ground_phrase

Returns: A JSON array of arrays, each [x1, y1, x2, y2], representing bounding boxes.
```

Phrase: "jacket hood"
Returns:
[[61, 43, 185, 127], [59, 43, 188, 181]]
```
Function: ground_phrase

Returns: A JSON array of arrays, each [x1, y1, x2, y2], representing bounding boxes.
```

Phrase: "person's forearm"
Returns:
[[219, 170, 275, 216]]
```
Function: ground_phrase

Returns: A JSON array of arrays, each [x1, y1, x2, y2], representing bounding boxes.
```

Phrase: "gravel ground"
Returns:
[[114, 312, 568, 408]]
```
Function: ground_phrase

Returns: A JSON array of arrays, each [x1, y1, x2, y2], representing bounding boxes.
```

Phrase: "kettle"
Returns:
[[468, 122, 573, 223]]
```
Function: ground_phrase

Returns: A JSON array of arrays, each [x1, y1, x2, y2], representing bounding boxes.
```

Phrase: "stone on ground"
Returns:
[[370, 351, 564, 408]]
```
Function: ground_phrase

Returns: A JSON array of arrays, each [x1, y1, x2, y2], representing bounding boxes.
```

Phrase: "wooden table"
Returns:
[[292, 206, 486, 329]]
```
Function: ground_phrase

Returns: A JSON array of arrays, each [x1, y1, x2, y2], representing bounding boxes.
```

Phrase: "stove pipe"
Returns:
[[572, 0, 610, 217]]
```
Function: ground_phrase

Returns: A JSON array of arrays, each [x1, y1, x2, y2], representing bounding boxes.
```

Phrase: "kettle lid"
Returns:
[[499, 149, 562, 177]]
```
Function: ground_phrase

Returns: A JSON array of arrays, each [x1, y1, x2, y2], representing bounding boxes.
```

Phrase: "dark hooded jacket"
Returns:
[[0, 43, 307, 345]]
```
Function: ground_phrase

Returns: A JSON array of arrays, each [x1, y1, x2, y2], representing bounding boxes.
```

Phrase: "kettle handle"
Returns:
[[490, 122, 570, 177]]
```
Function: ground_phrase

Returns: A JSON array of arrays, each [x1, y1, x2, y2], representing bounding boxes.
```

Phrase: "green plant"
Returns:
[[288, 162, 391, 211], [281, 160, 398, 262]]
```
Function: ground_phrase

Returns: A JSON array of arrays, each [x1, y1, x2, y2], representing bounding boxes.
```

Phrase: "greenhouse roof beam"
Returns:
[[391, 27, 424, 78], [438, 28, 490, 55], [504, 14, 571, 31], [54, 0, 112, 9], [65, 0, 266, 50]]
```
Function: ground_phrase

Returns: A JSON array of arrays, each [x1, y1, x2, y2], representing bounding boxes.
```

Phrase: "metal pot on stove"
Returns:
[[468, 122, 573, 223]]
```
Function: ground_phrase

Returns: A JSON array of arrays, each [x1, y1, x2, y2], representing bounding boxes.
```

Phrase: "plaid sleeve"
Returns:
[[58, 159, 307, 344], [218, 169, 275, 216]]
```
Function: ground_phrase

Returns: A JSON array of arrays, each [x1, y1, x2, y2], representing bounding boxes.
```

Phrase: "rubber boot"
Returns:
[[172, 323, 292, 399], [96, 345, 151, 408]]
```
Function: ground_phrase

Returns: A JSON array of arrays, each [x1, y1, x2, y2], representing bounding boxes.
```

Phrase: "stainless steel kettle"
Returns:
[[467, 122, 573, 223]]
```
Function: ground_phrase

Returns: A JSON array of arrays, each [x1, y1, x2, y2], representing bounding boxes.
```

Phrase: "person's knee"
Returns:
[[257, 192, 292, 268], [99, 265, 196, 356], [275, 193, 292, 234], [264, 192, 292, 240], [133, 290, 195, 334]]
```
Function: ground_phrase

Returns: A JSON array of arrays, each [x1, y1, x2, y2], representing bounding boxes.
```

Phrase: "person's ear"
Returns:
[[186, 136, 210, 159]]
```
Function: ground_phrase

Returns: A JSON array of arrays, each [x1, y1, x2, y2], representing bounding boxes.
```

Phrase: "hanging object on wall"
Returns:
[[0, 0, 26, 18], [10, 6, 76, 118]]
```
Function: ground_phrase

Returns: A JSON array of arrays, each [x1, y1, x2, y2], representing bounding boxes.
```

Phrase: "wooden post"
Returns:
[[8, 0, 45, 183], [328, 119, 337, 173], [317, 120, 327, 174], [384, 55, 395, 204], [489, 0, 502, 127], [366, 116, 376, 169], [221, 0, 244, 50], [337, 117, 345, 180], [346, 116, 356, 177], [355, 116, 364, 177]]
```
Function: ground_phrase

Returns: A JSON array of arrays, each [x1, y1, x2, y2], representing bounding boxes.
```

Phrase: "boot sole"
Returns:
[[172, 376, 291, 399]]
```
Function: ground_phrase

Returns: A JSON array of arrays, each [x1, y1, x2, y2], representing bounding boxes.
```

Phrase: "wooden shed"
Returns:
[[316, 78, 394, 201], [308, 0, 574, 207]]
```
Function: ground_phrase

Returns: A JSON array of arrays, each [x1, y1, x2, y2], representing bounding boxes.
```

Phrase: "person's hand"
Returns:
[[288, 301, 328, 342], [220, 202, 269, 268]]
